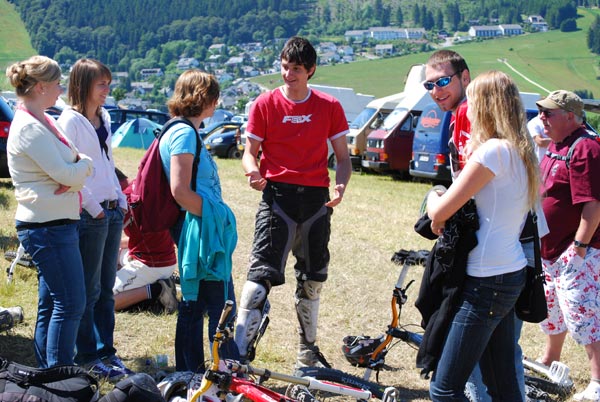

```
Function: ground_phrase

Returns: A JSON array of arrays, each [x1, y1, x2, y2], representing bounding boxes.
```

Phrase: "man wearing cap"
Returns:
[[537, 90, 600, 401]]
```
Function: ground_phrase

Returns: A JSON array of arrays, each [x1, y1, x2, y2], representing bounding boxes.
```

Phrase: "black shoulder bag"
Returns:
[[515, 212, 548, 323]]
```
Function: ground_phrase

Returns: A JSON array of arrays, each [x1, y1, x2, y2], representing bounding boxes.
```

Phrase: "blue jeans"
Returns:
[[75, 208, 123, 365], [17, 222, 86, 368], [175, 279, 236, 371], [430, 269, 525, 402], [465, 241, 534, 402]]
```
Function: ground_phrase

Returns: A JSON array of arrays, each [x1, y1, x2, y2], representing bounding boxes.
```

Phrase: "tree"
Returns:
[[560, 18, 577, 32], [413, 4, 421, 27], [111, 87, 126, 102], [588, 15, 600, 54], [395, 6, 404, 26], [435, 10, 444, 31]]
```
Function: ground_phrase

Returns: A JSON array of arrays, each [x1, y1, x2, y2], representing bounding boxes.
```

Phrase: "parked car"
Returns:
[[408, 104, 552, 185], [108, 108, 170, 133], [199, 121, 242, 141], [205, 125, 244, 159], [0, 97, 15, 178]]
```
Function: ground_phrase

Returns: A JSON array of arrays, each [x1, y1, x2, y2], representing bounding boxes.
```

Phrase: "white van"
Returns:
[[346, 64, 426, 170], [346, 93, 405, 170]]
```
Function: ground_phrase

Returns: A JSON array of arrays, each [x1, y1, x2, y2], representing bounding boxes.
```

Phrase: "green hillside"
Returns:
[[255, 8, 600, 99], [0, 0, 35, 90]]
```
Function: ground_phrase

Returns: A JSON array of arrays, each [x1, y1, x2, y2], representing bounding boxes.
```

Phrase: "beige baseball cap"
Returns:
[[536, 90, 584, 118]]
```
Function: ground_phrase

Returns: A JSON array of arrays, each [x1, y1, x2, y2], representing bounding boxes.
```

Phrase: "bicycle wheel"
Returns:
[[296, 366, 388, 400], [524, 374, 573, 398]]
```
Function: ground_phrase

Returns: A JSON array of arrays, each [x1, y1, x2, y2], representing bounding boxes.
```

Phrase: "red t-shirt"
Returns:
[[449, 100, 471, 179], [540, 127, 600, 260], [246, 87, 349, 187], [122, 187, 176, 267]]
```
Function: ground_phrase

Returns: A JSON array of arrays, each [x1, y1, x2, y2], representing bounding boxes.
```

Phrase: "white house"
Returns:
[[177, 57, 199, 70], [469, 25, 502, 37], [369, 27, 405, 41], [139, 68, 163, 80], [405, 28, 426, 39], [375, 44, 394, 56], [344, 30, 366, 42], [499, 24, 524, 36]]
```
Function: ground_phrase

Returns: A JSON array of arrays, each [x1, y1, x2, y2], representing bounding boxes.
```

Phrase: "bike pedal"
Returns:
[[548, 361, 573, 387]]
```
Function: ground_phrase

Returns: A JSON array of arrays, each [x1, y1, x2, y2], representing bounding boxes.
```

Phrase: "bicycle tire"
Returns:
[[524, 374, 573, 398], [296, 366, 388, 400]]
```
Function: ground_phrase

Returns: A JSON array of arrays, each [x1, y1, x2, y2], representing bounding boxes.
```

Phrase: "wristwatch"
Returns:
[[574, 240, 589, 248]]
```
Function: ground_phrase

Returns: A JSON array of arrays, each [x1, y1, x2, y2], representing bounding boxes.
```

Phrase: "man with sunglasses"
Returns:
[[423, 50, 471, 179], [536, 90, 600, 402]]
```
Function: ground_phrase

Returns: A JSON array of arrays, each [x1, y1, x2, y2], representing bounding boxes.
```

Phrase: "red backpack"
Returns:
[[127, 117, 200, 233]]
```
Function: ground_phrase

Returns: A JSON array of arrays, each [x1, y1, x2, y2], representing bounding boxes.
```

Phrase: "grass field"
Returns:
[[0, 0, 36, 90], [254, 8, 600, 99], [0, 149, 591, 400]]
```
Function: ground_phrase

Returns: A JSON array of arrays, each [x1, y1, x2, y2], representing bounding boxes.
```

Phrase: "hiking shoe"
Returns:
[[104, 355, 135, 377], [85, 360, 125, 382], [294, 344, 331, 369], [158, 278, 178, 314], [0, 306, 24, 332]]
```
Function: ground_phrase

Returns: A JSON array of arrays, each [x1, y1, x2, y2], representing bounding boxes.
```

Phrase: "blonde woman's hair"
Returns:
[[5, 55, 61, 97], [466, 70, 540, 208], [167, 69, 220, 118]]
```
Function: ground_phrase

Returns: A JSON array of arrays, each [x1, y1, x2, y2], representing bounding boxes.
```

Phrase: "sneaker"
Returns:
[[294, 344, 331, 369], [158, 278, 178, 314], [85, 360, 125, 382], [104, 355, 135, 377], [574, 382, 600, 401]]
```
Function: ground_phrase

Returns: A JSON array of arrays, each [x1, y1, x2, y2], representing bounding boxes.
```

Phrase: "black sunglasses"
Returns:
[[423, 72, 460, 91]]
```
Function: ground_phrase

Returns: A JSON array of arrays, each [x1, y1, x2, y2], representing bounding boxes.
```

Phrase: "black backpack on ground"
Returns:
[[99, 373, 164, 402], [0, 357, 99, 402]]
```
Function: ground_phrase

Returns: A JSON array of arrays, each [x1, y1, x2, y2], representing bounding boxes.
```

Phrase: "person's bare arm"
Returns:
[[573, 200, 600, 258], [427, 160, 494, 235], [242, 137, 266, 191], [325, 136, 351, 207], [170, 153, 203, 216]]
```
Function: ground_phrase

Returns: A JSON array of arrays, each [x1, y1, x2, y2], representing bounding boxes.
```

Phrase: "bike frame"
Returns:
[[190, 300, 372, 402]]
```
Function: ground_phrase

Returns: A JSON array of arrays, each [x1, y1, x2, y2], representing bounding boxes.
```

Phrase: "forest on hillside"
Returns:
[[9, 0, 588, 72]]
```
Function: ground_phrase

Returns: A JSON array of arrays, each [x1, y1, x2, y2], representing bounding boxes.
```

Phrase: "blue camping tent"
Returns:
[[111, 118, 163, 149]]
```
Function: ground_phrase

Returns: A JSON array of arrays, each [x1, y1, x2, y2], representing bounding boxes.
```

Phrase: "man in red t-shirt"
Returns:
[[537, 90, 600, 401], [423, 50, 472, 179], [234, 36, 351, 368], [112, 170, 178, 313]]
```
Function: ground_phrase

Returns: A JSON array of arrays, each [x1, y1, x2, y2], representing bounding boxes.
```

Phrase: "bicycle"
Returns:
[[296, 251, 575, 402], [183, 300, 385, 402]]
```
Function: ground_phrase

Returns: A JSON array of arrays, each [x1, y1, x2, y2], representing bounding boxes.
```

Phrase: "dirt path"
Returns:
[[499, 58, 551, 95]]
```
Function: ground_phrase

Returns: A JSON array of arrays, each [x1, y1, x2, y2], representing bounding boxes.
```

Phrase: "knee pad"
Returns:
[[234, 281, 270, 361], [295, 280, 323, 345]]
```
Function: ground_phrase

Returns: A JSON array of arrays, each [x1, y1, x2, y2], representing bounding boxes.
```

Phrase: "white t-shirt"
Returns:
[[466, 139, 529, 277], [527, 115, 548, 163]]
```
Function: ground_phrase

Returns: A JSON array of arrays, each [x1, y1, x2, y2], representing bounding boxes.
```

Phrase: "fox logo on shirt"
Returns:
[[282, 115, 312, 124]]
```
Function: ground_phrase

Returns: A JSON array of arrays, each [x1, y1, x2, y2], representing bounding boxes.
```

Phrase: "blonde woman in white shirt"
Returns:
[[426, 70, 540, 401], [6, 55, 92, 368], [58, 59, 130, 381]]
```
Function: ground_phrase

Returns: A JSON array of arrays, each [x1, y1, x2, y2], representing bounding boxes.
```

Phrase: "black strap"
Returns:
[[156, 117, 202, 192], [545, 132, 598, 169], [3, 359, 93, 386], [531, 212, 543, 279]]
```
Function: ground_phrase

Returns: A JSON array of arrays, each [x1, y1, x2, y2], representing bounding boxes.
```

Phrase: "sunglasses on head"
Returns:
[[423, 71, 460, 91]]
